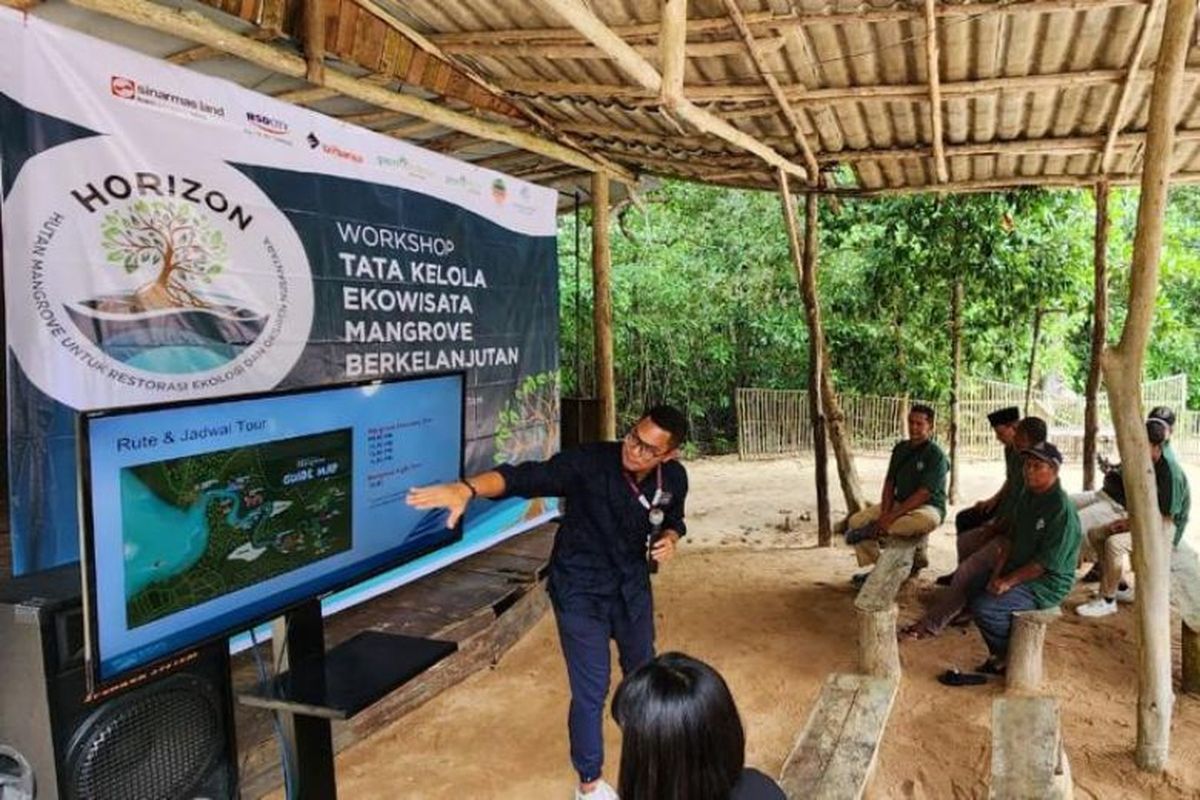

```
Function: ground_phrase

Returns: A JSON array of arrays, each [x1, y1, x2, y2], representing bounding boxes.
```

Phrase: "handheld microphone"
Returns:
[[647, 507, 664, 574]]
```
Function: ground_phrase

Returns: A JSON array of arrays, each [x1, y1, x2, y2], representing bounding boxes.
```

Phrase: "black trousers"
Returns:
[[955, 504, 993, 536]]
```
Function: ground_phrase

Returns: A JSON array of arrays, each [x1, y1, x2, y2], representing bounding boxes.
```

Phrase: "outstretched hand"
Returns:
[[406, 482, 472, 529]]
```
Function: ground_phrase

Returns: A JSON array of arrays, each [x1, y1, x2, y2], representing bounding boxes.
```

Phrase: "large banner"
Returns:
[[0, 9, 560, 583]]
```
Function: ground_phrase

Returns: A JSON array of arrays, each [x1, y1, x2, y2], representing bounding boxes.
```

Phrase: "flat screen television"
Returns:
[[77, 372, 465, 691]]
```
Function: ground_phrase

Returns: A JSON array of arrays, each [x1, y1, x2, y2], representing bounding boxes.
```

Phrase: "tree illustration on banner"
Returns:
[[65, 198, 269, 374], [494, 371, 560, 465], [102, 199, 227, 310]]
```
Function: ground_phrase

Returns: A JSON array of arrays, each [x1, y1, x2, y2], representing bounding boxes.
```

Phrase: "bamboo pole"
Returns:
[[1084, 182, 1110, 490], [923, 0, 949, 183], [660, 0, 688, 111], [1100, 0, 1195, 772], [1100, 0, 1165, 172], [532, 0, 811, 183], [64, 0, 635, 183], [592, 173, 617, 441], [950, 279, 963, 503], [779, 172, 831, 544], [302, 0, 325, 85]]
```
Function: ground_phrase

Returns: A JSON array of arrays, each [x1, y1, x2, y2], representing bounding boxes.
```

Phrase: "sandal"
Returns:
[[937, 668, 988, 687]]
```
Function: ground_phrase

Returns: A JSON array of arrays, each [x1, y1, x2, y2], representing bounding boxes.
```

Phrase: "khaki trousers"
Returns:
[[1092, 515, 1175, 598], [847, 502, 941, 567]]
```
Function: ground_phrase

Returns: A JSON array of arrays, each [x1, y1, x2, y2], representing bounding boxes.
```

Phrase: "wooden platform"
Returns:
[[234, 523, 556, 798], [779, 673, 899, 800]]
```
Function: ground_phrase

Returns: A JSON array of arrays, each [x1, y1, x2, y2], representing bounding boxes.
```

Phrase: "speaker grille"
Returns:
[[66, 674, 222, 800]]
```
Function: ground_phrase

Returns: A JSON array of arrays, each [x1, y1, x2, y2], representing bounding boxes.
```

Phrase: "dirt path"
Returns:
[[325, 453, 1200, 799]]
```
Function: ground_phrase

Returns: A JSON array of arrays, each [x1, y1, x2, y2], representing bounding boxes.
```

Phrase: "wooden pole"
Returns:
[[1100, 0, 1195, 772], [950, 278, 963, 503], [659, 0, 688, 111], [858, 605, 901, 680], [302, 0, 325, 85], [778, 171, 831, 544], [592, 173, 616, 441], [922, 0, 949, 183], [1084, 182, 1110, 490], [1025, 306, 1044, 416], [821, 357, 868, 515], [1183, 622, 1200, 695], [1099, 0, 1165, 172]]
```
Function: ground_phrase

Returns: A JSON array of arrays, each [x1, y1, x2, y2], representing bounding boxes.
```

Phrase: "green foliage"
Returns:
[[494, 371, 559, 464], [101, 199, 228, 291], [558, 180, 1200, 451]]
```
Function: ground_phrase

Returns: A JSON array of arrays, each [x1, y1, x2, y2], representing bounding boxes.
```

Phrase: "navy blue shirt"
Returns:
[[495, 442, 688, 621]]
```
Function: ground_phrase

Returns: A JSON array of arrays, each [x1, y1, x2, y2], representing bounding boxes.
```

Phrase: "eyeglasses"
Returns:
[[624, 429, 667, 459]]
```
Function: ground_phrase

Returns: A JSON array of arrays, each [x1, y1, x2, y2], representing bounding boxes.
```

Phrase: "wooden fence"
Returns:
[[736, 375, 1193, 462]]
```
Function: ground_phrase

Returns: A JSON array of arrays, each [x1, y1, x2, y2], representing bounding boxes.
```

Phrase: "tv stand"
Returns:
[[238, 599, 457, 798]]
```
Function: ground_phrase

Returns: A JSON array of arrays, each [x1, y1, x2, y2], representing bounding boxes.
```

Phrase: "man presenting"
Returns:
[[407, 405, 689, 800], [843, 403, 948, 586]]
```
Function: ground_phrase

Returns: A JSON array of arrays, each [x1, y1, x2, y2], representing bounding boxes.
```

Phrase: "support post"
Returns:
[[857, 604, 900, 680], [821, 358, 867, 516], [591, 172, 616, 440], [302, 0, 326, 85], [1083, 181, 1110, 491], [1007, 608, 1060, 693], [778, 171, 831, 544], [1025, 306, 1044, 416], [1100, 0, 1195, 772], [1183, 622, 1200, 695], [949, 278, 963, 503]]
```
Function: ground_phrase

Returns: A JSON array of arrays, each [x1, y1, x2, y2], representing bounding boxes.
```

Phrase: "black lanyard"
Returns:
[[623, 464, 663, 511]]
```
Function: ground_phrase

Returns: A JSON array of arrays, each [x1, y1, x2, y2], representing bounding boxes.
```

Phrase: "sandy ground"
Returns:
[[328, 453, 1200, 799]]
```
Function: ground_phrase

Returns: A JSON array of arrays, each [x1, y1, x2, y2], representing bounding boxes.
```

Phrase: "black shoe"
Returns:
[[845, 525, 877, 545], [934, 572, 954, 586], [1080, 565, 1101, 583], [851, 571, 872, 588]]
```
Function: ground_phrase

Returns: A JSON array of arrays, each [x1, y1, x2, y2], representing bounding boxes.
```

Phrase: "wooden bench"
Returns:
[[1006, 607, 1061, 693], [1171, 544, 1200, 693], [853, 541, 917, 679], [990, 697, 1073, 800], [779, 673, 899, 800]]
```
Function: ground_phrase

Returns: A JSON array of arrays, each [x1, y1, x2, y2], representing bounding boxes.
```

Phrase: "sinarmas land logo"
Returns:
[[4, 138, 314, 410]]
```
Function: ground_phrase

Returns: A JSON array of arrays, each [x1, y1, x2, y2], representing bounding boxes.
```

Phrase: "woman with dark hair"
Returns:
[[611, 653, 785, 800]]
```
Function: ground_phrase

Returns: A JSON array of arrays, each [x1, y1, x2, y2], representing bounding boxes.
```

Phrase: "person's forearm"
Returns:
[[1000, 562, 1045, 588], [880, 480, 895, 514], [990, 542, 1010, 581], [463, 470, 507, 499]]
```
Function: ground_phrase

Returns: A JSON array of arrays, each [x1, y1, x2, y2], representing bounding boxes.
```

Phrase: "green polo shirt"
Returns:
[[995, 444, 1024, 520], [1003, 480, 1082, 608], [885, 438, 949, 521], [1163, 441, 1191, 546]]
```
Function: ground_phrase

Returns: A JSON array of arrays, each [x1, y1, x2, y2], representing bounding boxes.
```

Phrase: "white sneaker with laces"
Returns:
[[1077, 597, 1118, 618], [575, 779, 619, 800], [1116, 585, 1135, 604]]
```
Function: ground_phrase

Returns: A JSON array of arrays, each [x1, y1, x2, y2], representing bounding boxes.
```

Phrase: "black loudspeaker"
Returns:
[[0, 564, 238, 800]]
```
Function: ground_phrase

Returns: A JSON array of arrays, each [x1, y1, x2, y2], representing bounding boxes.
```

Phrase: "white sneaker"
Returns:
[[1077, 597, 1118, 618], [1116, 585, 1135, 604], [575, 779, 618, 800]]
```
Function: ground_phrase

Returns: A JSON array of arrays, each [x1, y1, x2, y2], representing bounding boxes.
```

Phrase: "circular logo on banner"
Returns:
[[5, 137, 314, 410]]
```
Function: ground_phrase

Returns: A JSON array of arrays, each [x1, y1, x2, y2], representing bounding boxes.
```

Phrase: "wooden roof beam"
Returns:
[[532, 0, 810, 183], [1100, 0, 1165, 172], [347, 0, 635, 183], [923, 0, 948, 183], [66, 0, 635, 183], [722, 0, 820, 183], [498, 67, 1200, 105], [428, 1, 1147, 47]]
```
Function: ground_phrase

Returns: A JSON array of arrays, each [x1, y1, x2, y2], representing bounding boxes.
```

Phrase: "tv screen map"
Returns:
[[122, 428, 353, 628]]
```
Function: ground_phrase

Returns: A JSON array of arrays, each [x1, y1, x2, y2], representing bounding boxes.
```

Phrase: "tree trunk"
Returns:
[[1025, 306, 1044, 416], [1084, 181, 1110, 491], [1101, 0, 1194, 772], [778, 172, 831, 545], [821, 355, 867, 515], [591, 172, 616, 440], [949, 278, 963, 504]]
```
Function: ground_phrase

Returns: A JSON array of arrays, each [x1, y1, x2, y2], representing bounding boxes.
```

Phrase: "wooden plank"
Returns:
[[991, 696, 1069, 799], [854, 542, 917, 612], [780, 673, 899, 799]]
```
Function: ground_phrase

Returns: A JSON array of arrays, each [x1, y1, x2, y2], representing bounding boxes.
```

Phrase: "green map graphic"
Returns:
[[123, 428, 353, 628]]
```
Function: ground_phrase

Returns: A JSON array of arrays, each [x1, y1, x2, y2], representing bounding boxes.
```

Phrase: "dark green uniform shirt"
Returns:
[[885, 439, 949, 522], [1003, 480, 1082, 608], [1163, 441, 1191, 546], [995, 444, 1024, 521]]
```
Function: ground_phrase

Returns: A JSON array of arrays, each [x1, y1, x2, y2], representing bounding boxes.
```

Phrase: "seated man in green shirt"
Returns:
[[844, 403, 948, 586], [1077, 417, 1190, 618], [966, 442, 1081, 675]]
